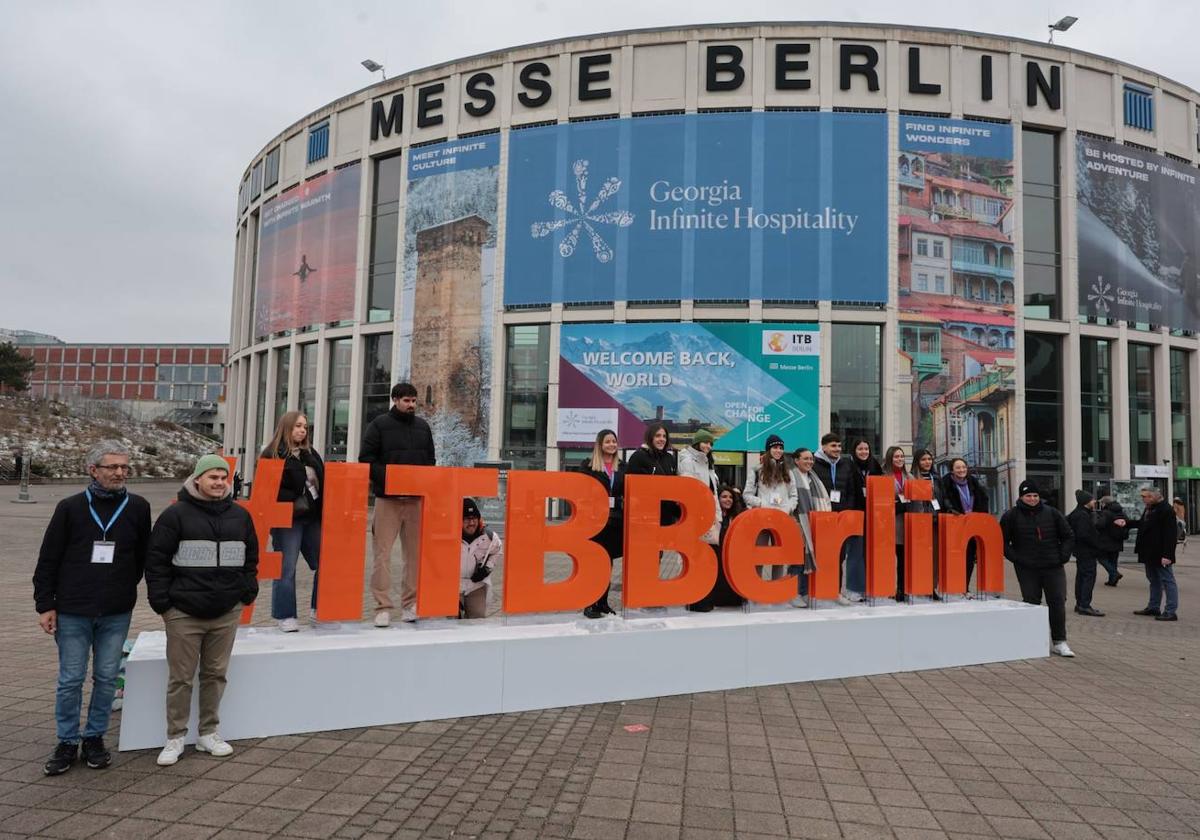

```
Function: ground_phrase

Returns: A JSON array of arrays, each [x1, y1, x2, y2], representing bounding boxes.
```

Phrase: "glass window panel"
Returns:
[[1026, 333, 1063, 466], [503, 325, 550, 470], [829, 324, 882, 456], [362, 333, 394, 433], [325, 339, 353, 461]]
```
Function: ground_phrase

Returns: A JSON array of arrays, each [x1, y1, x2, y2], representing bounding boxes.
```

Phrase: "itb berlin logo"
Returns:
[[530, 160, 633, 263]]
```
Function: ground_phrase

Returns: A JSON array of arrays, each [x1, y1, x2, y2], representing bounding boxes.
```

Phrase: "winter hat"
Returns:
[[764, 434, 786, 452], [693, 429, 715, 446], [1018, 479, 1041, 497], [1075, 489, 1093, 506], [463, 498, 481, 519], [191, 454, 230, 479]]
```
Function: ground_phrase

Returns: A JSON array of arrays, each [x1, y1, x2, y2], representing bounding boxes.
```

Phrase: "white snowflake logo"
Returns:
[[1087, 276, 1115, 314], [530, 160, 634, 263]]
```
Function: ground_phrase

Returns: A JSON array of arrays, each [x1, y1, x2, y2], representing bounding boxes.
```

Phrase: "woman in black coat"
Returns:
[[939, 457, 990, 589], [842, 438, 882, 599], [624, 422, 679, 525], [578, 429, 624, 618], [260, 411, 325, 632]]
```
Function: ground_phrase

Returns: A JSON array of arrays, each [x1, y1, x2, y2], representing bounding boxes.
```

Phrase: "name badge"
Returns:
[[830, 490, 841, 504], [931, 499, 941, 511], [899, 494, 908, 504], [91, 541, 116, 564], [609, 497, 616, 509]]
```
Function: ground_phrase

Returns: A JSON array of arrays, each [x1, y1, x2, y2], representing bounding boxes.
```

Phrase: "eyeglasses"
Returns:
[[95, 464, 132, 473]]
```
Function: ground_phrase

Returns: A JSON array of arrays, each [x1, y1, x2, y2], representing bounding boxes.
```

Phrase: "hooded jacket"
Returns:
[[358, 406, 436, 497], [461, 526, 503, 597], [144, 479, 259, 618], [999, 499, 1074, 568], [677, 445, 721, 544], [812, 449, 854, 511], [625, 444, 679, 525]]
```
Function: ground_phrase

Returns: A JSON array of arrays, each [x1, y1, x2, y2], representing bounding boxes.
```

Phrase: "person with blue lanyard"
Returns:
[[33, 441, 151, 776]]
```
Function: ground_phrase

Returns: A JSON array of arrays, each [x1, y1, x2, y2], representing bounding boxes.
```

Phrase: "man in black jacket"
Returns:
[[1131, 486, 1179, 621], [358, 382, 436, 626], [1067, 490, 1105, 617], [33, 441, 151, 776], [999, 479, 1076, 657], [145, 455, 259, 767], [811, 433, 853, 510]]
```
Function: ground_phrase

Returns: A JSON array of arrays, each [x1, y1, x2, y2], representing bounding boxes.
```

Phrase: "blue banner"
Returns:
[[898, 116, 1013, 160], [504, 112, 887, 305], [408, 136, 500, 180]]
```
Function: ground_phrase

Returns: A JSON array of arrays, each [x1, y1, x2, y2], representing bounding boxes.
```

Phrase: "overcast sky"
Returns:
[[2, 0, 1197, 343]]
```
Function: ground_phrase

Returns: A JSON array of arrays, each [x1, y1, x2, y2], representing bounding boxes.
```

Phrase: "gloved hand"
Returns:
[[470, 564, 491, 584]]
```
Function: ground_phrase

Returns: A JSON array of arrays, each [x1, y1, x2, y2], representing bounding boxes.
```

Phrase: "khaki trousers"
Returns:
[[370, 497, 421, 613], [163, 606, 241, 739]]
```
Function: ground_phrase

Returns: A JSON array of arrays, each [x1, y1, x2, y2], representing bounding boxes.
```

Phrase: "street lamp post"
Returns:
[[1048, 15, 1078, 43], [361, 59, 386, 81]]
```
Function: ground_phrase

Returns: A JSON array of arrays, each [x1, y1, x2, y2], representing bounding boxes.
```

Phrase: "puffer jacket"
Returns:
[[625, 444, 680, 525], [358, 406, 436, 497], [677, 445, 721, 544], [144, 479, 259, 619], [461, 527, 503, 597], [999, 499, 1073, 569], [744, 459, 798, 515]]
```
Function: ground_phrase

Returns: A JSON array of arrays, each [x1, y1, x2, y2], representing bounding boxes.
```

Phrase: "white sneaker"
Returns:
[[845, 591, 865, 603], [1051, 641, 1075, 658], [789, 596, 809, 608], [277, 618, 299, 633], [400, 606, 417, 623], [156, 737, 185, 766], [373, 611, 391, 628], [196, 733, 233, 757], [836, 594, 853, 606]]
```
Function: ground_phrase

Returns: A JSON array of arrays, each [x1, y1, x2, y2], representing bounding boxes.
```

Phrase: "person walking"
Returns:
[[883, 446, 913, 601], [260, 412, 324, 632], [33, 441, 151, 776], [999, 479, 1075, 657], [678, 430, 722, 612], [790, 448, 830, 607], [843, 438, 882, 601], [1067, 490, 1105, 616], [579, 429, 624, 618], [744, 435, 798, 583], [146, 455, 259, 766], [939, 458, 990, 589], [459, 498, 502, 619], [359, 382, 436, 626], [1095, 496, 1128, 587], [1131, 486, 1180, 621]]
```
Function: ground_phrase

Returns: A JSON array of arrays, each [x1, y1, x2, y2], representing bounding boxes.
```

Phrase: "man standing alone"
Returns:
[[359, 383, 436, 626], [33, 441, 151, 775], [1000, 480, 1076, 657], [1067, 490, 1105, 617], [1132, 486, 1180, 621]]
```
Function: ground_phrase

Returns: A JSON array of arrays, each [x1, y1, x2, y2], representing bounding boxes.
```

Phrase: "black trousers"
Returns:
[[1014, 564, 1067, 642], [1073, 554, 1098, 609]]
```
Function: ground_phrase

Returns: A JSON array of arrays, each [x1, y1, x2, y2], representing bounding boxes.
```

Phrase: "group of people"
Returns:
[[31, 382, 1183, 775]]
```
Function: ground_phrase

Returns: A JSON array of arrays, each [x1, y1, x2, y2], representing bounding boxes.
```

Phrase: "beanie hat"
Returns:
[[764, 434, 785, 452], [1075, 489, 1093, 506], [463, 498, 481, 518], [693, 429, 715, 446], [191, 454, 230, 479], [1018, 479, 1041, 497]]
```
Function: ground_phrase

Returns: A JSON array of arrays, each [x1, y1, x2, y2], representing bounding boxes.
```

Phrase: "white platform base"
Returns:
[[118, 599, 1048, 751]]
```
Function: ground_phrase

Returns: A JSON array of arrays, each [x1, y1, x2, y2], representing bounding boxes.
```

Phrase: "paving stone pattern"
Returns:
[[1, 481, 1198, 839]]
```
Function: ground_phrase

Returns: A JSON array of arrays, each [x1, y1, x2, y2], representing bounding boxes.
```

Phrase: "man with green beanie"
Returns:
[[144, 453, 258, 766]]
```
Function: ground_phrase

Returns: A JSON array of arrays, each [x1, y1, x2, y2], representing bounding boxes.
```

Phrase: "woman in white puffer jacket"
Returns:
[[460, 497, 502, 618], [676, 429, 724, 611], [743, 434, 798, 581]]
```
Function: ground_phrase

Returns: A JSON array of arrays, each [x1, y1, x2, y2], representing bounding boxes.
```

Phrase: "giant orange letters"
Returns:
[[903, 478, 935, 597], [808, 510, 864, 599], [622, 475, 717, 608], [865, 475, 896, 599], [503, 471, 612, 613], [722, 509, 800, 603], [941, 513, 1005, 595], [314, 462, 370, 620], [385, 465, 499, 617], [236, 458, 293, 624]]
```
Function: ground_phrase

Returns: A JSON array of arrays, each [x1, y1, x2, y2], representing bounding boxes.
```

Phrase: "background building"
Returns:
[[225, 22, 1200, 522], [7, 331, 227, 437]]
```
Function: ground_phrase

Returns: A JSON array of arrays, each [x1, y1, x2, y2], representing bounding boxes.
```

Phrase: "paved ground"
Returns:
[[1, 480, 1198, 840]]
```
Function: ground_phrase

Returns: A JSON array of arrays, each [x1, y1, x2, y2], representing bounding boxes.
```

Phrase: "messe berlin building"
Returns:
[[224, 22, 1200, 520]]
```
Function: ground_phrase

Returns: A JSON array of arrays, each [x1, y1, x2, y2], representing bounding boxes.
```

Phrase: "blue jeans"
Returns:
[[1145, 561, 1179, 615], [54, 612, 131, 743], [844, 535, 866, 594], [271, 520, 321, 620]]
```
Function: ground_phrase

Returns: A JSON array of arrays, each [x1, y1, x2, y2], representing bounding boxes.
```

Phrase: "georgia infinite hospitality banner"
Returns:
[[557, 322, 820, 451], [505, 112, 887, 306], [254, 164, 361, 336], [1076, 135, 1200, 331]]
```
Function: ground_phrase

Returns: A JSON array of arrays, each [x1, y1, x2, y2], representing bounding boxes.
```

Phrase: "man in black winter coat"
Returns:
[[1130, 486, 1180, 621], [145, 455, 259, 767], [811, 433, 853, 511], [33, 441, 151, 776], [1067, 490, 1105, 617], [358, 382, 436, 626], [999, 479, 1076, 657]]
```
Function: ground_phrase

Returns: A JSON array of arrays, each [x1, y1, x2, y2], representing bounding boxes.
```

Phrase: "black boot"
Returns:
[[81, 736, 111, 769], [43, 741, 78, 776], [583, 605, 605, 619]]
